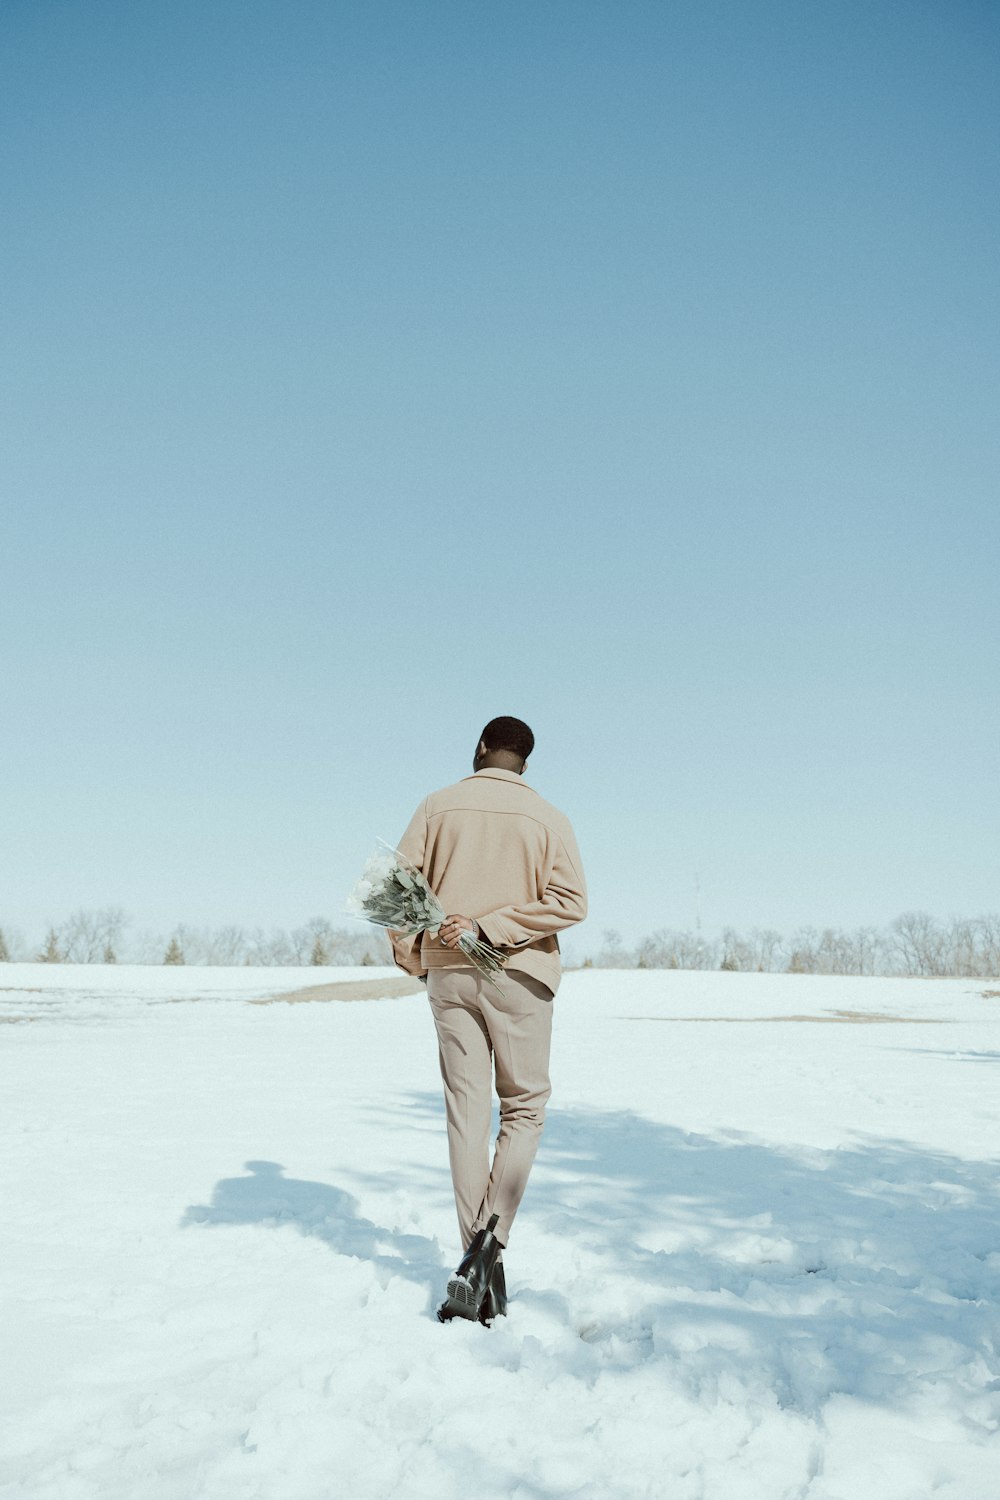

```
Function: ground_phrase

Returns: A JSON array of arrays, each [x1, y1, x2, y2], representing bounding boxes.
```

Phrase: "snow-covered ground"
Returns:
[[2, 964, 999, 1499]]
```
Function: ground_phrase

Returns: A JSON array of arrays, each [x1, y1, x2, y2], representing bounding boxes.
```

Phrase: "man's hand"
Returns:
[[439, 915, 477, 949]]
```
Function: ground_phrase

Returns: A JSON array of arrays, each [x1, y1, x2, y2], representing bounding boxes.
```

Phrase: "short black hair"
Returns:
[[480, 716, 535, 761]]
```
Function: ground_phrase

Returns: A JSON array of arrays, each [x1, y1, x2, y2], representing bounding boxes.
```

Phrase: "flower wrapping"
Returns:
[[347, 839, 507, 988]]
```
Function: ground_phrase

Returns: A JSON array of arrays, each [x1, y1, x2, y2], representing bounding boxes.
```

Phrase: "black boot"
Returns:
[[478, 1256, 507, 1326], [436, 1224, 487, 1323], [437, 1214, 502, 1322], [437, 1226, 482, 1322]]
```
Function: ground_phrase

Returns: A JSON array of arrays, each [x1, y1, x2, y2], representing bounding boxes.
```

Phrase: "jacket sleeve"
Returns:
[[387, 799, 429, 977], [475, 826, 587, 950]]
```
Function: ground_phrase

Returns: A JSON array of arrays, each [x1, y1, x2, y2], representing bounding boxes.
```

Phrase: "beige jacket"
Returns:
[[388, 767, 587, 997]]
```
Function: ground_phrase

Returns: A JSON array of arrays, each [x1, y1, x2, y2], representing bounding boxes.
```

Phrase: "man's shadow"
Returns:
[[181, 1103, 1000, 1404], [182, 1160, 446, 1315], [343, 1092, 1000, 1407]]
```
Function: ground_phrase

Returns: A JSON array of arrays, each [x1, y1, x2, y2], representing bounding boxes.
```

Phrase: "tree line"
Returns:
[[1, 907, 998, 976], [0, 908, 390, 967], [588, 911, 1000, 978]]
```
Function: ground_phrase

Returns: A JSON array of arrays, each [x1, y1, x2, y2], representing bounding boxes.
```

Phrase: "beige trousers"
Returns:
[[426, 964, 553, 1249]]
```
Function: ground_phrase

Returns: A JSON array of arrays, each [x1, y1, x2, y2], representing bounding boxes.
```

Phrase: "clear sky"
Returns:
[[3, 0, 998, 958]]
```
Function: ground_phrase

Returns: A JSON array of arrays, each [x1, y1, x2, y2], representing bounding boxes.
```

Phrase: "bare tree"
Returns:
[[790, 924, 895, 977], [243, 927, 295, 966], [330, 923, 389, 965], [889, 911, 948, 977], [975, 914, 1000, 977], [849, 926, 885, 976], [945, 914, 1000, 978], [201, 926, 249, 965], [235, 921, 388, 967], [596, 929, 632, 967], [720, 928, 785, 972], [285, 922, 317, 965], [129, 928, 168, 964], [635, 929, 718, 969], [787, 927, 819, 973], [751, 929, 784, 971], [0, 928, 9, 962], [719, 928, 749, 971], [815, 928, 857, 975], [60, 907, 129, 964]]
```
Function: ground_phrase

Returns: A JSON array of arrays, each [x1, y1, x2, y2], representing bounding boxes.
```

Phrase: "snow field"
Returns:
[[2, 966, 999, 1499]]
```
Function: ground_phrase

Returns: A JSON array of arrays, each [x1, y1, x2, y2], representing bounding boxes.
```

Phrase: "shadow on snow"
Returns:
[[183, 1097, 1000, 1413], [182, 1159, 445, 1315]]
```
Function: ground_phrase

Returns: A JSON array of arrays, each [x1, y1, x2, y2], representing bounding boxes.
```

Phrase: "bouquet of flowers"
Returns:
[[346, 839, 507, 988]]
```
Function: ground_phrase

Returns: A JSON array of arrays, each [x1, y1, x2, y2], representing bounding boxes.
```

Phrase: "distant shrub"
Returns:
[[38, 928, 63, 963]]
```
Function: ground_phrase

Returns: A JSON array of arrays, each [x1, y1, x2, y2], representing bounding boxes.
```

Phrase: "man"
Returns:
[[389, 716, 587, 1325]]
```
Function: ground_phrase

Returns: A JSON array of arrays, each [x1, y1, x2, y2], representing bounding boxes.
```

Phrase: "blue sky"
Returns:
[[2, 0, 998, 956]]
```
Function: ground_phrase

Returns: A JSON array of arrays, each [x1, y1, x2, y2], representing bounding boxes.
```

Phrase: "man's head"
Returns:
[[473, 716, 535, 775]]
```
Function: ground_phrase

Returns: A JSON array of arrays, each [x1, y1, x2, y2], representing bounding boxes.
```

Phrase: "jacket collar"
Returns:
[[466, 767, 530, 787]]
